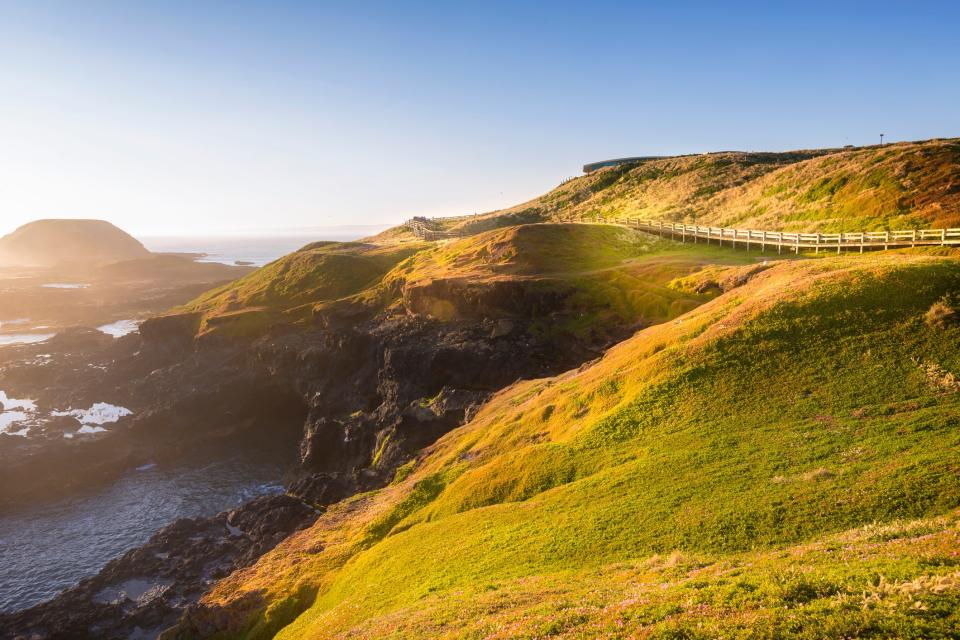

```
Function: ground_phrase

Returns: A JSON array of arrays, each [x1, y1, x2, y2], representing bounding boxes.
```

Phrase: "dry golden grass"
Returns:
[[375, 139, 960, 242], [181, 250, 960, 640]]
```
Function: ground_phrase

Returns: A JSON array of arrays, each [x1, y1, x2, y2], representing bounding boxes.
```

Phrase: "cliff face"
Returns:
[[5, 139, 960, 639], [0, 219, 151, 267], [0, 223, 745, 638], [176, 250, 960, 640]]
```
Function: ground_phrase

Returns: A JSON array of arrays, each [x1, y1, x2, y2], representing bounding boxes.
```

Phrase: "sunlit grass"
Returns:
[[182, 251, 960, 639], [392, 139, 960, 239], [170, 223, 758, 340]]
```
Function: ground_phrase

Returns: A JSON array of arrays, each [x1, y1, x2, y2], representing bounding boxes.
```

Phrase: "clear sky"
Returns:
[[0, 0, 957, 236]]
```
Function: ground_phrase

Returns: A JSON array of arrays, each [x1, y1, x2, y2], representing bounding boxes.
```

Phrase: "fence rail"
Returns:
[[564, 216, 960, 254], [408, 214, 960, 253]]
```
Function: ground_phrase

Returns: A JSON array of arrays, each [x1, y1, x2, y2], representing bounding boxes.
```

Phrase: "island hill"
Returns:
[[0, 218, 153, 268], [0, 218, 253, 336], [3, 138, 960, 639]]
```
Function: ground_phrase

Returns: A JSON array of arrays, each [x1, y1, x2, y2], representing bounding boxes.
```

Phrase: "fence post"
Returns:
[[884, 230, 889, 250], [912, 229, 916, 248], [837, 232, 842, 254], [942, 228, 947, 246]]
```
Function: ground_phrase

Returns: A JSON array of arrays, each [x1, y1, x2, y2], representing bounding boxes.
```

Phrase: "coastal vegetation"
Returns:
[[7, 139, 959, 639], [389, 138, 960, 240], [177, 244, 960, 637]]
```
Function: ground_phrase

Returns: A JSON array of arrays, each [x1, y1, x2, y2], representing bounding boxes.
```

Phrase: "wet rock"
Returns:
[[489, 318, 515, 339], [46, 327, 114, 352], [2, 260, 637, 637], [137, 313, 201, 353], [287, 473, 356, 509], [0, 493, 316, 640]]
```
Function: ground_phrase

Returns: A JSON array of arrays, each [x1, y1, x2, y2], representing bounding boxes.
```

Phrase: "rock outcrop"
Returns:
[[1, 494, 317, 640], [0, 223, 707, 637]]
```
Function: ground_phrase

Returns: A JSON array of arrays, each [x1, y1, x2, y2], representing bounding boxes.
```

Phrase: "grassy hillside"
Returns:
[[183, 242, 424, 317], [282, 512, 960, 639], [177, 137, 960, 339], [179, 249, 960, 639], [174, 224, 758, 340], [157, 141, 960, 638], [382, 138, 959, 241]]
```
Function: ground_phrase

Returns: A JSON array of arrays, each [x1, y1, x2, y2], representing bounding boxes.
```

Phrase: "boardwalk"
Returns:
[[408, 214, 960, 254], [568, 216, 960, 254]]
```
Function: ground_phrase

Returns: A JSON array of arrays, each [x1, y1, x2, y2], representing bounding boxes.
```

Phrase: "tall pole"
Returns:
[[880, 133, 884, 146]]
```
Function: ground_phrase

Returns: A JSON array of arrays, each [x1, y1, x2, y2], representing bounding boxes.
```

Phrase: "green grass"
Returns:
[[151, 139, 960, 637], [375, 223, 758, 336], [171, 224, 756, 340], [292, 512, 960, 639], [185, 242, 423, 315], [377, 138, 959, 241], [392, 223, 680, 278], [188, 251, 960, 639]]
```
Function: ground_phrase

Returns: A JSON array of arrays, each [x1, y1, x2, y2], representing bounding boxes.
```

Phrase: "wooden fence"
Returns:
[[564, 216, 960, 254], [409, 213, 960, 253]]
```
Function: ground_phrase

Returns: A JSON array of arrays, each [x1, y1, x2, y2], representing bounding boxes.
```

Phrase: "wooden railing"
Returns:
[[564, 215, 960, 254], [408, 212, 960, 253]]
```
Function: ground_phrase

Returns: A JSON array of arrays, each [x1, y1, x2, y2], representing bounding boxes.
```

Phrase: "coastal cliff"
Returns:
[[4, 139, 960, 639]]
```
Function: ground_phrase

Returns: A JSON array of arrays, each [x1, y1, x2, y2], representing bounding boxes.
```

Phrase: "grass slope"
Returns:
[[175, 224, 757, 340], [183, 242, 424, 316], [299, 512, 960, 639], [379, 138, 959, 241], [189, 249, 960, 639]]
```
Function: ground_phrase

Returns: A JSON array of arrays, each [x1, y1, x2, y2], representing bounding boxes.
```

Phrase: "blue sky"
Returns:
[[0, 1, 957, 235]]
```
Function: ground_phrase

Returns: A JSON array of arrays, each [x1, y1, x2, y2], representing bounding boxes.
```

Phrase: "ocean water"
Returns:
[[0, 448, 294, 613], [97, 319, 140, 338], [140, 226, 391, 267], [0, 333, 54, 346], [0, 230, 385, 614]]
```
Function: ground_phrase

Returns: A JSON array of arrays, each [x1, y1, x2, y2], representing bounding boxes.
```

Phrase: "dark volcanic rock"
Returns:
[[137, 313, 202, 351], [0, 334, 309, 509], [1, 264, 637, 638], [0, 494, 317, 640], [287, 472, 356, 509], [45, 326, 115, 351]]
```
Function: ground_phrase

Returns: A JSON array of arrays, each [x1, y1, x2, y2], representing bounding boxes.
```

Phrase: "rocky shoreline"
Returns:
[[2, 494, 319, 640], [1, 273, 640, 638]]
